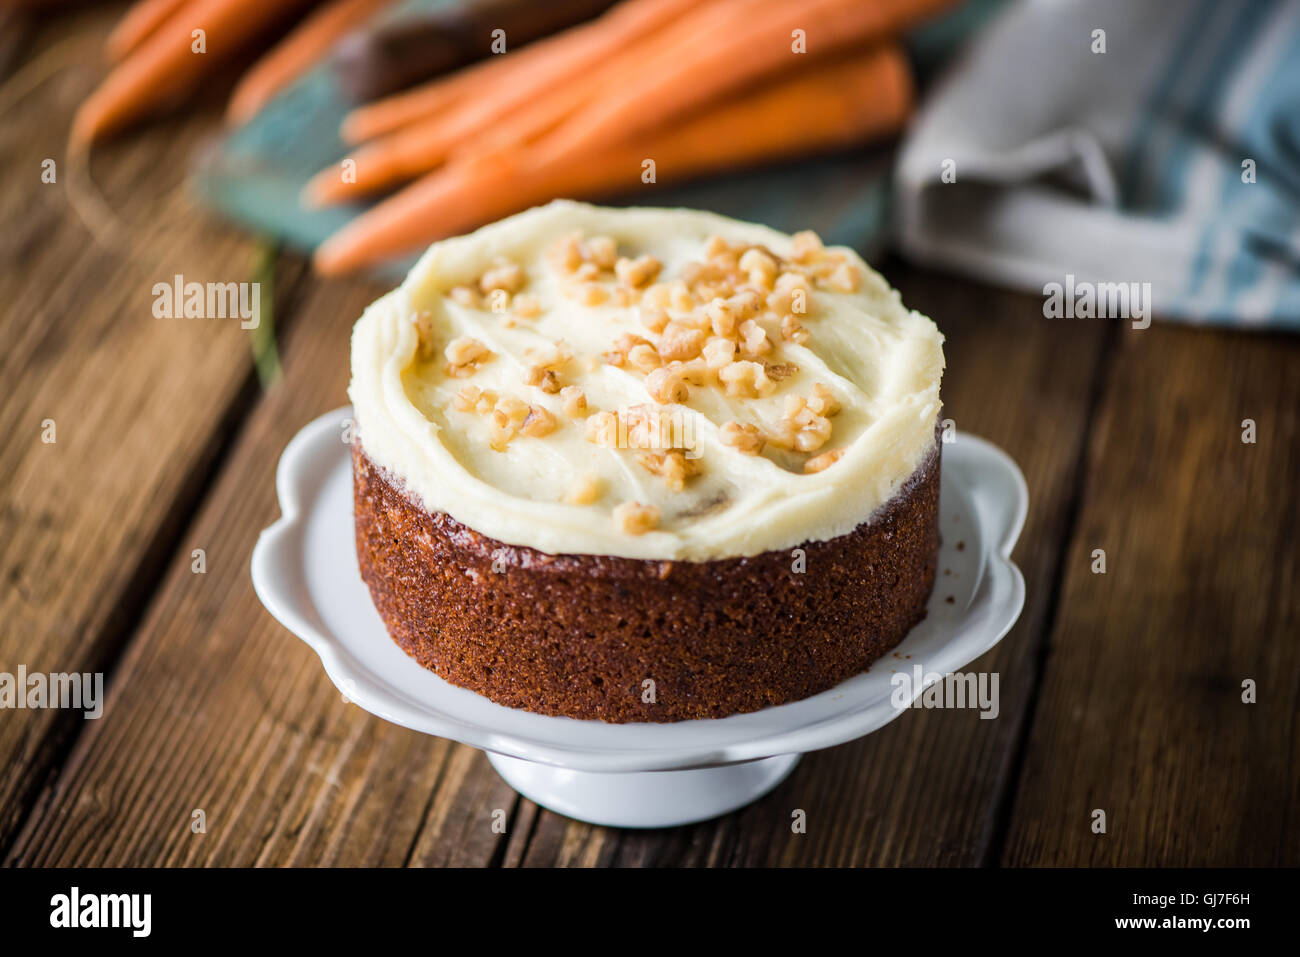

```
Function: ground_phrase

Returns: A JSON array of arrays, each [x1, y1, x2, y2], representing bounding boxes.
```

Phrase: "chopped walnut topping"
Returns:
[[635, 450, 698, 491], [565, 473, 602, 505], [410, 311, 437, 359], [526, 367, 563, 393], [488, 423, 513, 453], [641, 283, 671, 310], [729, 290, 763, 318], [639, 305, 670, 333], [612, 403, 692, 451], [668, 280, 695, 314], [480, 262, 525, 295], [719, 421, 764, 454], [550, 232, 584, 273], [623, 403, 662, 449], [487, 396, 530, 450], [568, 281, 607, 306], [770, 271, 812, 316], [603, 333, 653, 367], [585, 410, 620, 446], [808, 382, 840, 416], [560, 385, 587, 417], [738, 319, 772, 357], [520, 405, 558, 437], [448, 286, 480, 309], [670, 358, 712, 386], [681, 261, 721, 287], [792, 418, 833, 452], [804, 448, 845, 473], [485, 288, 515, 314], [791, 230, 824, 263], [437, 225, 865, 478], [781, 313, 810, 344], [627, 343, 662, 372], [615, 254, 662, 288], [645, 367, 688, 404], [524, 341, 571, 392], [485, 396, 556, 450], [702, 336, 736, 369], [445, 336, 493, 376], [512, 293, 541, 318], [770, 395, 833, 453], [613, 501, 659, 535], [452, 384, 497, 413], [704, 298, 737, 337], [825, 261, 862, 293], [718, 360, 776, 398], [586, 235, 618, 269], [739, 247, 778, 289], [493, 397, 529, 424], [658, 322, 706, 361]]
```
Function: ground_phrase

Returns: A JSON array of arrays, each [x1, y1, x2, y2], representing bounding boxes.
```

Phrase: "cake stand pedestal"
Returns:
[[488, 752, 802, 829], [252, 408, 1027, 829]]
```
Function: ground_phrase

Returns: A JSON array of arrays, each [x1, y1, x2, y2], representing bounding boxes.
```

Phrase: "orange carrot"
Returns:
[[309, 0, 750, 205], [227, 0, 394, 126], [338, 0, 707, 145], [72, 0, 310, 144], [106, 0, 190, 62], [314, 48, 912, 275], [339, 24, 562, 144], [458, 0, 792, 159], [535, 0, 953, 165]]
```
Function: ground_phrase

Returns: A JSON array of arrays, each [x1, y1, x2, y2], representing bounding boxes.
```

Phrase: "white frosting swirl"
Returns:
[[349, 201, 944, 561]]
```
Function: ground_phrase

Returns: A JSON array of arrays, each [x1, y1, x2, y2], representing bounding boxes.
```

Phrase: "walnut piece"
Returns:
[[445, 336, 493, 376], [615, 254, 662, 288], [719, 421, 764, 454], [520, 405, 558, 438], [560, 385, 587, 417], [718, 360, 776, 398], [635, 450, 698, 491], [658, 322, 706, 361], [565, 473, 602, 505], [480, 262, 525, 295], [804, 448, 845, 473], [645, 367, 688, 404], [512, 293, 542, 318], [585, 410, 620, 447], [613, 501, 659, 535]]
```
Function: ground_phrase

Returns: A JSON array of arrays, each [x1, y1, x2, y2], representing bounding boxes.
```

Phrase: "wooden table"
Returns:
[[3, 6, 1297, 868]]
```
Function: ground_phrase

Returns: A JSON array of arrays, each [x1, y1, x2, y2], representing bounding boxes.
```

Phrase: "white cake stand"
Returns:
[[252, 408, 1027, 828]]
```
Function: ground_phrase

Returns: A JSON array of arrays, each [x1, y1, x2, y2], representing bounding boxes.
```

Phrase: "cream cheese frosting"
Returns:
[[348, 200, 944, 561]]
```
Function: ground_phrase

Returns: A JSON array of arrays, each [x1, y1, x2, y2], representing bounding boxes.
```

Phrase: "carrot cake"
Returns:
[[349, 200, 945, 722]]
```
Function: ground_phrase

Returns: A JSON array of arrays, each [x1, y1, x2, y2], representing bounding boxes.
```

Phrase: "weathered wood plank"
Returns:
[[0, 11, 311, 851], [1001, 322, 1300, 866], [515, 276, 1113, 866], [5, 273, 519, 867]]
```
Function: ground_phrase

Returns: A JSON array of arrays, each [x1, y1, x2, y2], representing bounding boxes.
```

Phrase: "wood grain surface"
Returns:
[[1, 8, 1296, 868]]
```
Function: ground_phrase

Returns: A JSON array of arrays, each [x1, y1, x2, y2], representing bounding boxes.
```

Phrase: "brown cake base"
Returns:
[[352, 441, 940, 723]]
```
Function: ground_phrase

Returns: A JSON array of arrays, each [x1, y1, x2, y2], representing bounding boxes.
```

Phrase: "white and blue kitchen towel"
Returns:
[[896, 0, 1300, 328]]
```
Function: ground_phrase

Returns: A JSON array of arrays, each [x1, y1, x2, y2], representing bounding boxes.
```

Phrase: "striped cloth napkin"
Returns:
[[895, 0, 1300, 329]]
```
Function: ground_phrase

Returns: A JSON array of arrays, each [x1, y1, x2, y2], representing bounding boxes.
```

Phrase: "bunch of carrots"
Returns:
[[312, 0, 955, 274], [73, 0, 393, 142], [66, 0, 954, 274]]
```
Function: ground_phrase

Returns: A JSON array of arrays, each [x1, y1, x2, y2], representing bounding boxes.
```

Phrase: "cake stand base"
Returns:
[[487, 752, 802, 828]]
